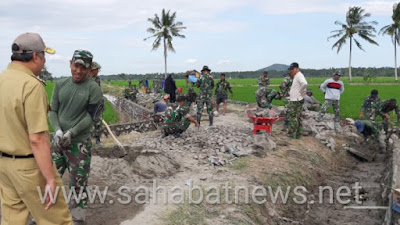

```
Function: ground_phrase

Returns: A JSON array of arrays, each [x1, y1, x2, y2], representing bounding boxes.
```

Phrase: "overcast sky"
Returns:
[[0, 0, 398, 77]]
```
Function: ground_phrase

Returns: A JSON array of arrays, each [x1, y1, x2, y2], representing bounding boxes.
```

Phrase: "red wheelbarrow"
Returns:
[[245, 108, 284, 135]]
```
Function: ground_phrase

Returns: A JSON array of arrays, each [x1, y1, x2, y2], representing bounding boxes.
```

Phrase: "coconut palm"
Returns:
[[144, 9, 186, 78], [328, 6, 378, 82], [380, 3, 400, 82]]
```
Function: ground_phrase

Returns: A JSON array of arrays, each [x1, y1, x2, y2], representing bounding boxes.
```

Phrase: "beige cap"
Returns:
[[12, 32, 55, 54]]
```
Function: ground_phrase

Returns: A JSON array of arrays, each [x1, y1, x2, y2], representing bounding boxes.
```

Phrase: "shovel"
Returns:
[[102, 120, 127, 157]]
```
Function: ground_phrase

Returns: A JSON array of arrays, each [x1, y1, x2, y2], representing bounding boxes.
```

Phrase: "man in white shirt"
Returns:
[[316, 71, 345, 130], [288, 62, 308, 139]]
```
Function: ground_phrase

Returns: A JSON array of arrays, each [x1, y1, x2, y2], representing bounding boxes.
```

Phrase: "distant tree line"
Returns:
[[93, 67, 398, 81]]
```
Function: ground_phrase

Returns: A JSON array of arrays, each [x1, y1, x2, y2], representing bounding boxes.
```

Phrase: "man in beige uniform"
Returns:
[[0, 33, 72, 225]]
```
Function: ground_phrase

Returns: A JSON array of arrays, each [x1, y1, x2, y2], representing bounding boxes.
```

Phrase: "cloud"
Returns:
[[185, 58, 197, 64], [251, 0, 396, 16], [47, 54, 70, 63], [217, 59, 231, 65]]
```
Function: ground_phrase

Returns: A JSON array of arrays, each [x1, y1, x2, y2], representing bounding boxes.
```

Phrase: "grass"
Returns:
[[104, 79, 399, 121], [45, 81, 120, 131], [104, 76, 399, 88], [228, 157, 250, 171]]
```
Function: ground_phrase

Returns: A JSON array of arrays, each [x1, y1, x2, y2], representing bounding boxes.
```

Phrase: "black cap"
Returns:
[[333, 70, 341, 76], [371, 89, 378, 96], [288, 62, 299, 70]]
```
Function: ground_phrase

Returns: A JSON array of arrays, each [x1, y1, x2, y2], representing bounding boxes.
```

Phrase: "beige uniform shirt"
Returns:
[[0, 63, 49, 155]]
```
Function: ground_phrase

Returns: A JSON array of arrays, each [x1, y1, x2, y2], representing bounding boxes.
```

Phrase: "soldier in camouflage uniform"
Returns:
[[176, 87, 183, 98], [355, 120, 386, 151], [374, 98, 400, 132], [185, 87, 197, 106], [215, 73, 233, 115], [89, 61, 105, 146], [258, 71, 270, 88], [255, 87, 280, 109], [49, 50, 103, 222], [124, 83, 138, 102], [359, 89, 380, 120], [279, 74, 293, 129], [153, 75, 162, 94], [163, 96, 199, 137], [196, 65, 215, 126]]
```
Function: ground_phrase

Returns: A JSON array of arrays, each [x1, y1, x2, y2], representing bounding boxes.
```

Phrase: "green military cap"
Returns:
[[91, 61, 101, 70], [72, 49, 93, 68], [306, 88, 313, 93], [201, 65, 211, 72]]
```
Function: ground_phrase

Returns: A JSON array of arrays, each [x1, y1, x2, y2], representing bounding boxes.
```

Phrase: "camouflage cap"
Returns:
[[201, 65, 211, 72], [72, 49, 93, 68], [306, 88, 313, 93], [91, 61, 101, 70]]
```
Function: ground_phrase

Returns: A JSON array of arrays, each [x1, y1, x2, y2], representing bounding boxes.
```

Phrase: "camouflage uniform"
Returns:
[[91, 61, 104, 145], [163, 103, 191, 135], [153, 75, 162, 93], [255, 87, 279, 109], [318, 100, 340, 123], [215, 80, 233, 104], [258, 75, 270, 88], [279, 75, 293, 128], [288, 100, 304, 139], [360, 95, 381, 120], [185, 87, 197, 106], [196, 70, 214, 125], [52, 139, 92, 208], [356, 120, 386, 150], [374, 99, 400, 132]]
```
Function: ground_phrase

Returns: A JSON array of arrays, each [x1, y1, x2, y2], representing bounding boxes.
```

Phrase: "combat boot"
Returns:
[[196, 114, 202, 125], [209, 115, 213, 126]]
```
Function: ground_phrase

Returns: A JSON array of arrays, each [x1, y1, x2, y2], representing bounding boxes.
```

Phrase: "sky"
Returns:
[[0, 0, 398, 77]]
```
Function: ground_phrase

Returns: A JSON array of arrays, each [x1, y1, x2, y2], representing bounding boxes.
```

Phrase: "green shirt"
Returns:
[[49, 77, 102, 144]]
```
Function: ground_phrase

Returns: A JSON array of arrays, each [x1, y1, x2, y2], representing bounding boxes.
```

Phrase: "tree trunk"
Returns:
[[395, 38, 398, 82], [349, 36, 353, 82], [163, 37, 167, 79]]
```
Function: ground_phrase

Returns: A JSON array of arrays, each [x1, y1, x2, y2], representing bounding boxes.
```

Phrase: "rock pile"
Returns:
[[127, 123, 277, 161]]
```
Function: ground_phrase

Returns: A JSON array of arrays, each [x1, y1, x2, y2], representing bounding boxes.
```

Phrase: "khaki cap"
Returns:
[[12, 33, 55, 54]]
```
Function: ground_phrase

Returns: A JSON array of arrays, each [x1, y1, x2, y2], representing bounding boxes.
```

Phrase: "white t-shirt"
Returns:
[[289, 71, 308, 101]]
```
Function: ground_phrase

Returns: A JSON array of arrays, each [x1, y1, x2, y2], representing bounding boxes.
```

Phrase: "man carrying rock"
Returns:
[[215, 73, 233, 115], [287, 62, 308, 139], [355, 120, 386, 151], [303, 88, 321, 111], [359, 89, 380, 120], [196, 65, 215, 126], [255, 87, 280, 109], [163, 96, 199, 137], [374, 98, 400, 132], [279, 73, 293, 130], [316, 71, 344, 131], [49, 49, 103, 224], [258, 71, 270, 88]]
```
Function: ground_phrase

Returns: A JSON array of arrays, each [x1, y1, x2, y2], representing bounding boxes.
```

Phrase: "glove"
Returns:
[[61, 131, 72, 147], [54, 130, 64, 148]]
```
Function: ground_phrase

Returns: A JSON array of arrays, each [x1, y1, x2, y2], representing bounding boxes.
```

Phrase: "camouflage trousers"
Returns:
[[52, 138, 92, 209], [283, 98, 290, 126], [318, 99, 340, 122], [197, 99, 213, 116], [288, 100, 304, 139], [163, 119, 191, 135], [256, 90, 278, 109], [92, 114, 103, 139]]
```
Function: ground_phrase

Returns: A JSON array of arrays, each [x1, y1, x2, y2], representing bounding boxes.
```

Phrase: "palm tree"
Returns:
[[328, 6, 378, 82], [380, 3, 400, 82], [144, 9, 186, 78]]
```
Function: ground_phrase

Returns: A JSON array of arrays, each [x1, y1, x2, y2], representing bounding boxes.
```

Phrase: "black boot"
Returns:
[[196, 114, 201, 125], [209, 115, 213, 126]]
